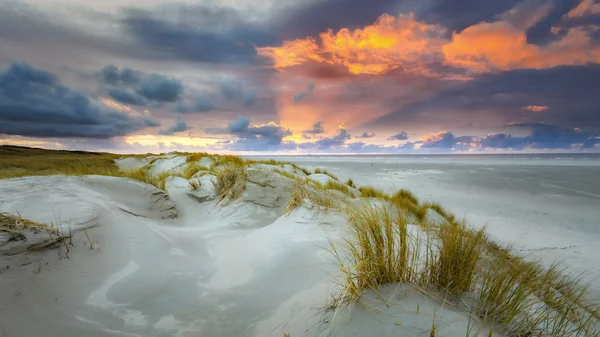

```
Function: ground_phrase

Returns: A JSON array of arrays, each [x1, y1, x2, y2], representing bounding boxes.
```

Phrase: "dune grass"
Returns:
[[186, 152, 211, 163], [331, 198, 600, 336], [323, 180, 355, 197], [0, 145, 121, 179], [347, 179, 355, 188], [421, 201, 456, 223], [285, 184, 337, 213], [358, 186, 390, 199], [313, 168, 339, 181], [390, 189, 427, 223], [213, 163, 248, 203]]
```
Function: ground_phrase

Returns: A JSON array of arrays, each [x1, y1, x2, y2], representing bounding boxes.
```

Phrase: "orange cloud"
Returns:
[[258, 7, 600, 77], [443, 22, 600, 73], [566, 0, 600, 18], [522, 105, 549, 112], [257, 13, 447, 76], [443, 21, 539, 73]]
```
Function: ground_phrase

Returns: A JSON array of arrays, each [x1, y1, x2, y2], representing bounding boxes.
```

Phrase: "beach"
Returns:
[[1, 150, 599, 337], [278, 154, 600, 297]]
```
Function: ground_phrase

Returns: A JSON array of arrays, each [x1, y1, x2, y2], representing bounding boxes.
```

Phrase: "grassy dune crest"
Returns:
[[332, 198, 600, 336]]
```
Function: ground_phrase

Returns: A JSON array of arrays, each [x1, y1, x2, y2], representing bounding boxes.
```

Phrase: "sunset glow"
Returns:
[[1, 0, 599, 153]]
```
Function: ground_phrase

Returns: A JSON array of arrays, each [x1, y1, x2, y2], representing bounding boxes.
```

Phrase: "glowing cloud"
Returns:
[[257, 13, 447, 76], [258, 7, 600, 77], [523, 105, 549, 112], [443, 23, 600, 73]]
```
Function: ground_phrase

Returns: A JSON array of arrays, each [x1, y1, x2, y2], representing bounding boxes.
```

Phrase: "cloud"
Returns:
[[0, 63, 159, 139], [505, 122, 597, 149], [373, 65, 600, 132], [158, 120, 189, 135], [121, 6, 274, 65], [257, 13, 448, 76], [302, 121, 325, 137], [259, 2, 600, 78], [357, 132, 376, 138], [176, 96, 214, 113], [136, 74, 183, 102], [99, 65, 184, 105], [388, 131, 409, 140], [497, 0, 555, 31], [220, 78, 259, 106], [443, 21, 600, 74], [522, 105, 549, 112], [420, 131, 475, 149], [108, 88, 147, 106], [417, 123, 600, 150], [227, 116, 251, 133], [207, 116, 292, 150], [565, 0, 600, 19], [311, 126, 352, 149], [293, 83, 315, 102], [100, 65, 141, 85]]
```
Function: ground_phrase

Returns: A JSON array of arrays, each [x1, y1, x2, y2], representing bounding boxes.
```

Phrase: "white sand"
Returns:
[[281, 155, 600, 299], [2, 153, 596, 336]]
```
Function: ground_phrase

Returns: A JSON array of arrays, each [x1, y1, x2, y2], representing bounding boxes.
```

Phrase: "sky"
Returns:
[[1, 0, 599, 154]]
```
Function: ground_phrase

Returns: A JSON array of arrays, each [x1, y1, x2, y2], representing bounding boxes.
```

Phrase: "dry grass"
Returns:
[[331, 200, 600, 336], [347, 179, 355, 188], [285, 184, 337, 213], [273, 168, 302, 181], [213, 163, 248, 202], [181, 162, 208, 179], [390, 189, 426, 223], [313, 168, 339, 181], [0, 212, 53, 231], [0, 145, 121, 179], [186, 152, 211, 163], [324, 180, 356, 197], [428, 223, 487, 295], [331, 204, 419, 300], [358, 186, 389, 199], [189, 179, 201, 191], [422, 201, 456, 223]]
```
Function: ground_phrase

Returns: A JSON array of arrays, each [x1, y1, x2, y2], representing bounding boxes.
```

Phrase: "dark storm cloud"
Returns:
[[136, 74, 183, 102], [100, 65, 142, 85], [159, 120, 189, 135], [0, 63, 159, 138], [388, 131, 409, 140], [380, 65, 600, 130], [505, 122, 599, 149], [417, 123, 600, 150], [206, 116, 292, 150], [121, 6, 275, 65], [98, 65, 184, 104], [0, 2, 156, 64], [272, 0, 524, 42], [108, 88, 147, 106]]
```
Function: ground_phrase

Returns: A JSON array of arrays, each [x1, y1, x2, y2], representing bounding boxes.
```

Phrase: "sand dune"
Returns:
[[1, 152, 598, 337]]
